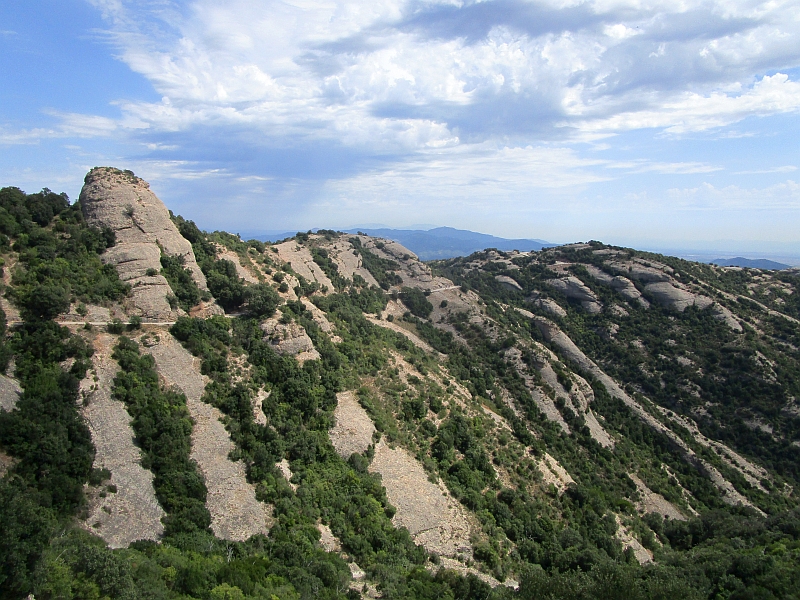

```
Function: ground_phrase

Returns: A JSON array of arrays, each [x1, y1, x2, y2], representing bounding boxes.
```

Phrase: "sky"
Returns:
[[1, 0, 799, 254]]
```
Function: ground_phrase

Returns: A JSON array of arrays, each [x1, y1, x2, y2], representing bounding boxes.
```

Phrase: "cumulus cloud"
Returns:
[[70, 0, 798, 150], [6, 0, 798, 238]]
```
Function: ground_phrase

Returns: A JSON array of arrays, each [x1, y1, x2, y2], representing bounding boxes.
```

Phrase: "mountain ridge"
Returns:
[[0, 169, 799, 599], [250, 226, 554, 260], [710, 256, 791, 270]]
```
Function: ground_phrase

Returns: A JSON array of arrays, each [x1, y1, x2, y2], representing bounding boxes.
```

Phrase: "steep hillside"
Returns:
[[0, 171, 799, 600]]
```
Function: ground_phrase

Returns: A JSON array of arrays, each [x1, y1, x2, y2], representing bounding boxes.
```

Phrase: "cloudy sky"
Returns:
[[1, 0, 799, 252]]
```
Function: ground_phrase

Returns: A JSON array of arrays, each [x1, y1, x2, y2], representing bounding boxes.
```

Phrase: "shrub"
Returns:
[[107, 318, 125, 334], [160, 254, 201, 311], [399, 287, 433, 319], [244, 284, 280, 317]]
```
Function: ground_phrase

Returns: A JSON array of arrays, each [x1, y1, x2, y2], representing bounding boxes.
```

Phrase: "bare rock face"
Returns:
[[644, 282, 714, 312], [327, 239, 379, 287], [273, 240, 335, 291], [369, 439, 472, 557], [79, 167, 210, 320], [495, 275, 523, 291], [546, 277, 595, 302], [584, 265, 648, 307], [607, 261, 671, 283], [80, 334, 165, 547], [260, 317, 320, 363], [610, 276, 648, 306], [329, 391, 376, 459], [0, 374, 22, 413], [142, 333, 271, 541], [533, 298, 567, 318], [712, 303, 743, 332], [546, 276, 602, 312]]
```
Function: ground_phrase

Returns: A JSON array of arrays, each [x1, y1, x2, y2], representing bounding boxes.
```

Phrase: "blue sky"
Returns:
[[1, 0, 799, 254]]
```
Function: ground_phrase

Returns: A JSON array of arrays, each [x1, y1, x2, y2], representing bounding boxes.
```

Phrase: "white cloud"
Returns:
[[734, 165, 797, 174], [72, 0, 798, 151], [6, 0, 799, 243], [0, 112, 118, 145], [666, 180, 800, 209], [571, 73, 800, 134]]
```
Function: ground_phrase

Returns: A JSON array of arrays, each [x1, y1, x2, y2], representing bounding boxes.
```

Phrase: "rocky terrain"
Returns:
[[79, 167, 220, 320], [80, 333, 165, 547], [142, 332, 271, 542], [1, 170, 799, 599]]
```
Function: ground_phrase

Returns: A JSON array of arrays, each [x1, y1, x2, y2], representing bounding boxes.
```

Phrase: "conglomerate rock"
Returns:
[[79, 167, 218, 320]]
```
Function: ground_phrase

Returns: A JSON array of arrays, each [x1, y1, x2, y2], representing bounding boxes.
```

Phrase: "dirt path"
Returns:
[[142, 333, 272, 541], [81, 333, 165, 547]]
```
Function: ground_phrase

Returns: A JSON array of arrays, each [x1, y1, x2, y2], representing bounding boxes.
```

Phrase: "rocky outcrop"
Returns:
[[495, 275, 522, 291], [273, 241, 334, 291], [533, 298, 567, 318], [546, 277, 602, 313], [607, 261, 671, 283], [81, 334, 165, 547], [585, 265, 648, 307], [79, 167, 215, 320], [610, 276, 648, 306], [329, 391, 376, 459], [644, 282, 714, 312], [327, 239, 379, 287], [0, 374, 22, 412], [260, 317, 320, 363], [712, 303, 743, 332]]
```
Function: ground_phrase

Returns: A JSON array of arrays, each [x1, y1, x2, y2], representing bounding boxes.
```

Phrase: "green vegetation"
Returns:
[[160, 253, 204, 310], [167, 287, 521, 598], [399, 287, 434, 319], [0, 317, 95, 596], [0, 187, 129, 320], [173, 216, 280, 316], [311, 247, 347, 291], [112, 337, 212, 537]]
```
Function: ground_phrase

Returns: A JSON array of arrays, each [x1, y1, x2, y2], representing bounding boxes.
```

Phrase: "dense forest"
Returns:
[[0, 180, 799, 599]]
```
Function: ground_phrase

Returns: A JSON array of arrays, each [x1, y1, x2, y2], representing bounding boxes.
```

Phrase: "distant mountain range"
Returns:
[[345, 227, 554, 260], [710, 257, 790, 270], [252, 226, 553, 260]]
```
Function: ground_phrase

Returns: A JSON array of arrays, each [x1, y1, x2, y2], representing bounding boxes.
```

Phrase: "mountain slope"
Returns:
[[0, 171, 799, 599]]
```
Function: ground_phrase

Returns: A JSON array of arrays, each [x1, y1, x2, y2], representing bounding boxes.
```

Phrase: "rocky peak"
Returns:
[[79, 167, 213, 320]]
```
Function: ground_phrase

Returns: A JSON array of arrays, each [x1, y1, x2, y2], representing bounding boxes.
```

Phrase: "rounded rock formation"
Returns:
[[79, 167, 215, 320]]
